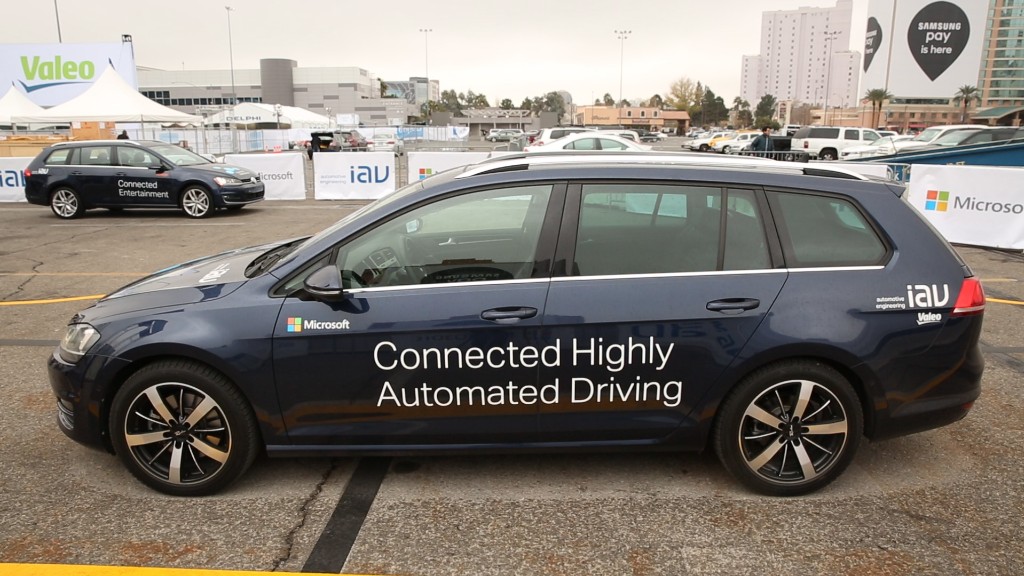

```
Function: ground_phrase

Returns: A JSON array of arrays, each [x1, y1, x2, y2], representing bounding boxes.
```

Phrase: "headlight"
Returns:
[[58, 323, 100, 364], [214, 176, 243, 186]]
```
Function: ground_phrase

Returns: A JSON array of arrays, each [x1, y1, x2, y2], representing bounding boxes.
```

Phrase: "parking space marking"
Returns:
[[0, 273, 144, 277], [52, 223, 247, 227], [0, 295, 106, 307], [0, 564, 364, 576], [987, 297, 1024, 306]]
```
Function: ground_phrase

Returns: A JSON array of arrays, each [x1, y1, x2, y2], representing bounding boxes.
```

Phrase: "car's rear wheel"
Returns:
[[110, 360, 260, 496], [713, 360, 862, 496], [819, 148, 838, 161], [699, 144, 710, 152], [722, 145, 732, 154], [50, 187, 84, 219], [181, 186, 213, 218]]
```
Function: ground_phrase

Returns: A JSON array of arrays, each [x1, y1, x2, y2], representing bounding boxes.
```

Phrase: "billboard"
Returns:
[[863, 0, 987, 98], [0, 42, 138, 107]]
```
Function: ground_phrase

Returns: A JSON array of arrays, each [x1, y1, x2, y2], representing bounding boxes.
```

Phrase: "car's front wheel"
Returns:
[[181, 186, 213, 218], [50, 187, 84, 219], [110, 360, 260, 496], [713, 360, 862, 496], [819, 148, 838, 161]]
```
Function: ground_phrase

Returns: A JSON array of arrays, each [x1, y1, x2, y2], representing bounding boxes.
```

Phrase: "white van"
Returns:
[[791, 126, 882, 160]]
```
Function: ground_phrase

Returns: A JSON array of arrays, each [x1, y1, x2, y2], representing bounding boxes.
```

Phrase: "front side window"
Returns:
[[767, 191, 887, 267], [116, 146, 158, 167], [337, 185, 552, 288], [598, 138, 629, 150], [573, 184, 771, 276], [567, 138, 598, 150]]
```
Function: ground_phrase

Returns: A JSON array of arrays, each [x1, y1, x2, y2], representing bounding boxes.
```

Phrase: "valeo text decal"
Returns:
[[19, 55, 96, 93]]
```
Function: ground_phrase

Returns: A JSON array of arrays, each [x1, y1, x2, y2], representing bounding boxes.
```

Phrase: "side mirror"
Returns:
[[303, 265, 345, 301]]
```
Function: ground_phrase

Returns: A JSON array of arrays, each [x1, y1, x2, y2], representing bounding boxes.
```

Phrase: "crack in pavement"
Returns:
[[270, 459, 339, 572]]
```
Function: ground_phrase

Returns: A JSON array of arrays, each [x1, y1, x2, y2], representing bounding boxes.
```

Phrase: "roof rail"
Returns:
[[458, 151, 871, 181]]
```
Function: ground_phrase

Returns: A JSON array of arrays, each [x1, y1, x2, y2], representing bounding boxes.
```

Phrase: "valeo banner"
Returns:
[[1, 42, 138, 107]]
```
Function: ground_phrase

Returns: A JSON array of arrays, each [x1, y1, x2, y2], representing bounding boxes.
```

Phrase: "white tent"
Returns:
[[12, 66, 200, 124], [0, 84, 46, 124], [204, 102, 331, 129]]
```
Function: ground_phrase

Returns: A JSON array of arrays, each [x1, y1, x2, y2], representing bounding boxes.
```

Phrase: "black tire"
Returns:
[[819, 149, 838, 161], [181, 186, 213, 218], [713, 360, 862, 496], [109, 359, 260, 496], [50, 187, 84, 219], [699, 144, 710, 152], [722, 145, 731, 154]]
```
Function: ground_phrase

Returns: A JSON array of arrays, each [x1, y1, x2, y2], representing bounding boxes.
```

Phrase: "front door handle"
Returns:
[[706, 298, 761, 314], [481, 306, 538, 324]]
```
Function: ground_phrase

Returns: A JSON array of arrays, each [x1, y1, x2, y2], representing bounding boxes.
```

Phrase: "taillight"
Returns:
[[802, 141, 808, 149], [24, 168, 31, 178], [951, 277, 985, 317]]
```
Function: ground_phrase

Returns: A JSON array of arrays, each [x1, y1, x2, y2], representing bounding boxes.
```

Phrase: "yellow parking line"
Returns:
[[0, 564, 369, 576], [987, 297, 1024, 306], [0, 272, 145, 277], [0, 295, 106, 306]]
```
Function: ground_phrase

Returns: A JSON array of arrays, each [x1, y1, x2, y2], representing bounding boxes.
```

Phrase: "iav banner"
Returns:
[[313, 152, 395, 200], [0, 42, 138, 107], [907, 165, 1024, 250], [224, 153, 306, 200], [0, 157, 31, 202]]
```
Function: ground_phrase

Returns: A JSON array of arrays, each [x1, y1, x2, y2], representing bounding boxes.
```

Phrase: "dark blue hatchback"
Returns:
[[46, 153, 985, 496], [24, 140, 264, 219]]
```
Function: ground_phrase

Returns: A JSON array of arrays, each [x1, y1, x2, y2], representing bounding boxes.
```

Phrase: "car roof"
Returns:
[[48, 139, 167, 148], [458, 151, 877, 182]]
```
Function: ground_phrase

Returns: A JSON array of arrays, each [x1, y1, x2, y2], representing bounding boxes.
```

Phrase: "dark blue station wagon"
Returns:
[[47, 153, 986, 496], [24, 140, 264, 219]]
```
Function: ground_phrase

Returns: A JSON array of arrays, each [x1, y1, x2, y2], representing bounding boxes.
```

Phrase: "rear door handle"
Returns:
[[706, 298, 761, 314], [481, 306, 538, 324]]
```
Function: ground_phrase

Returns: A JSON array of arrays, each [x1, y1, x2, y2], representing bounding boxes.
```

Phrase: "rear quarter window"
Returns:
[[44, 148, 73, 165], [809, 128, 840, 139], [767, 191, 887, 267]]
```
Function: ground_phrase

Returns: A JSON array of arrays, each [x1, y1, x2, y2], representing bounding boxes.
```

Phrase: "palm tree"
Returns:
[[953, 85, 981, 123], [864, 88, 893, 129]]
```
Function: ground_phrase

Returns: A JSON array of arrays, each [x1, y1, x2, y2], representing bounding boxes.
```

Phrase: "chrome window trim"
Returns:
[[344, 277, 549, 294], [551, 269, 788, 282]]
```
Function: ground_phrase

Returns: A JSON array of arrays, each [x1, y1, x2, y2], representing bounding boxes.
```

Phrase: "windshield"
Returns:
[[148, 143, 212, 166], [934, 130, 980, 145], [911, 128, 942, 142]]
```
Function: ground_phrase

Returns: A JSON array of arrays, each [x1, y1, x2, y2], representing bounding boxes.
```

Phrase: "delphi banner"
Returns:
[[863, 0, 987, 98]]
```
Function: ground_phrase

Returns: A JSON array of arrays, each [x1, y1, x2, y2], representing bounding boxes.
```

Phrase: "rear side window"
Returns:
[[810, 128, 840, 139], [80, 146, 113, 166], [573, 184, 771, 276], [44, 148, 73, 165], [767, 191, 887, 267]]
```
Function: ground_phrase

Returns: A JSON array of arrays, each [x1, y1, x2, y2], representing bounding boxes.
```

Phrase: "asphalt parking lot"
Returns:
[[1, 200, 1022, 575]]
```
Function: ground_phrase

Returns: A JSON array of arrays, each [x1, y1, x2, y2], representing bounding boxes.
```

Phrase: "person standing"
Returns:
[[116, 130, 129, 140], [749, 126, 774, 157]]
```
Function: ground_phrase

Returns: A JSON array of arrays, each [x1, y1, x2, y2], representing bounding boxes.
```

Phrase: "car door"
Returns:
[[538, 182, 786, 443], [72, 145, 116, 205], [272, 183, 564, 447], [112, 146, 175, 207]]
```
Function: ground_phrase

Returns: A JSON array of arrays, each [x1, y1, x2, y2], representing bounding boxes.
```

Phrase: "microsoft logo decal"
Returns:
[[418, 168, 433, 180], [287, 317, 303, 333], [925, 190, 950, 212]]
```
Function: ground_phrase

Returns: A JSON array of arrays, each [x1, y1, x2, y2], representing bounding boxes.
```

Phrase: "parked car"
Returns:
[[840, 135, 916, 159], [487, 129, 524, 142], [890, 124, 982, 153], [45, 152, 985, 496], [523, 132, 651, 152], [909, 127, 1024, 151], [337, 130, 368, 151], [599, 129, 642, 143], [529, 126, 596, 148], [687, 131, 732, 152], [368, 133, 404, 155], [637, 129, 666, 142], [712, 132, 758, 154], [791, 126, 882, 160], [23, 140, 264, 219]]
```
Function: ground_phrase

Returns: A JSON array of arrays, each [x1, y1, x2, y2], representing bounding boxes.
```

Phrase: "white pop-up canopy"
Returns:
[[12, 66, 200, 124], [204, 102, 331, 129], [0, 83, 46, 124]]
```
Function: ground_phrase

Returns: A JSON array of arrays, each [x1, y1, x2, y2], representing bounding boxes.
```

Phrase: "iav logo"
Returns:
[[907, 284, 950, 308], [350, 165, 390, 184], [418, 168, 434, 180], [925, 190, 949, 212], [19, 55, 97, 93]]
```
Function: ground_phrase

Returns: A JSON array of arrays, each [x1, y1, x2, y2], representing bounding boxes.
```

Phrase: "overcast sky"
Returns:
[[10, 0, 869, 105]]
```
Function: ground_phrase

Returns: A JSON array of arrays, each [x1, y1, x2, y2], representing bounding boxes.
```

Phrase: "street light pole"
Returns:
[[614, 30, 631, 112], [226, 6, 237, 106], [53, 0, 62, 42], [823, 30, 839, 125], [419, 28, 432, 124]]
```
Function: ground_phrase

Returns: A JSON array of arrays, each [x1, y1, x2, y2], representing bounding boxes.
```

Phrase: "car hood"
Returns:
[[102, 241, 284, 303], [184, 163, 260, 181]]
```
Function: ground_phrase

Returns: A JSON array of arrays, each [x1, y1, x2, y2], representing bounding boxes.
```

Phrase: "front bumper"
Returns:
[[218, 183, 265, 206]]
